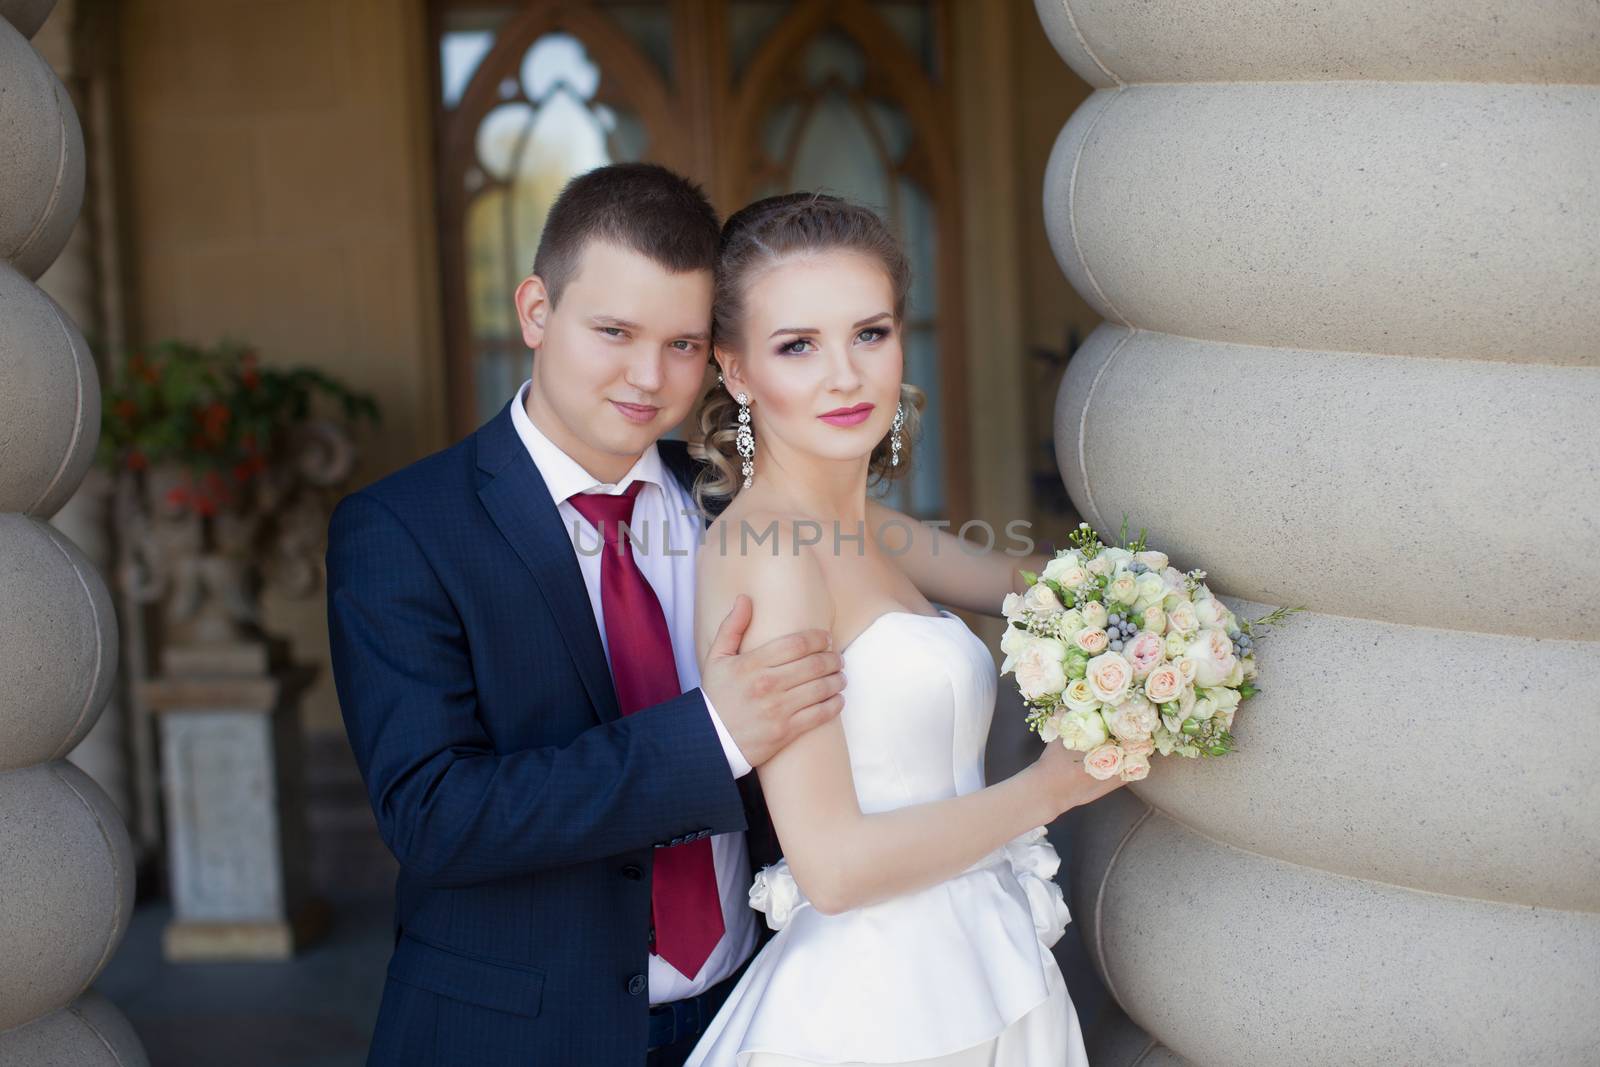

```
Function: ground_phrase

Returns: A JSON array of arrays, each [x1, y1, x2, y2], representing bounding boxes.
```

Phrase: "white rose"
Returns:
[[1101, 547, 1133, 568], [1105, 694, 1158, 741], [1086, 556, 1112, 577], [1041, 556, 1090, 591], [1058, 708, 1109, 752], [1057, 608, 1086, 634], [1163, 631, 1189, 658], [1161, 566, 1187, 594], [1194, 597, 1234, 631], [1222, 659, 1245, 688], [999, 625, 1034, 674], [1106, 573, 1139, 605], [1022, 581, 1064, 618], [1086, 651, 1133, 704], [1001, 592, 1026, 622], [1014, 637, 1069, 700], [1135, 550, 1169, 571], [1062, 677, 1100, 711], [1182, 629, 1238, 687], [1119, 751, 1151, 782], [1176, 658, 1198, 685], [1132, 572, 1166, 611], [1080, 601, 1109, 629], [1166, 601, 1199, 636], [1141, 606, 1166, 636], [1208, 687, 1242, 730], [1037, 709, 1065, 743], [1083, 743, 1124, 780]]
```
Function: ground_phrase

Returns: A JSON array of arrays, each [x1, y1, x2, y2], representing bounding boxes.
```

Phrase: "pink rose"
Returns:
[[1123, 631, 1165, 679], [1074, 628, 1109, 654], [1143, 663, 1184, 705], [1083, 743, 1124, 780], [1086, 652, 1133, 704], [1122, 736, 1156, 757], [1119, 751, 1151, 782]]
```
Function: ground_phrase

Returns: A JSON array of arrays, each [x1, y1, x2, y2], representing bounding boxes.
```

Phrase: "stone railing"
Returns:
[[1036, 0, 1600, 1062], [0, 2, 149, 1062]]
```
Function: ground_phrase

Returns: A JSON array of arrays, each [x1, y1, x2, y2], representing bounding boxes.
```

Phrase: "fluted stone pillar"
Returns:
[[1037, 1, 1600, 1064], [0, 3, 148, 1063]]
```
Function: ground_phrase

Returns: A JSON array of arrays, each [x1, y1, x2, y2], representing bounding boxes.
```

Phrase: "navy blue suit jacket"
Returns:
[[327, 405, 775, 1065]]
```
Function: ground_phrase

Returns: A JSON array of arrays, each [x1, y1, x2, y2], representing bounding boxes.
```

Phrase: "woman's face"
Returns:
[[722, 250, 902, 473]]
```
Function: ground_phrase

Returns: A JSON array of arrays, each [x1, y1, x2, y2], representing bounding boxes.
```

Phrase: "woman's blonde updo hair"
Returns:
[[690, 192, 925, 511]]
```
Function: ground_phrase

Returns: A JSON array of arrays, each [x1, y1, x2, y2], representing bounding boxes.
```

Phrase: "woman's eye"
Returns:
[[857, 326, 890, 344], [777, 338, 812, 356], [598, 326, 625, 338]]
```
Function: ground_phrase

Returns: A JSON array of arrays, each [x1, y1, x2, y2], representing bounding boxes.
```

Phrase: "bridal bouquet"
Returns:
[[1000, 522, 1297, 782]]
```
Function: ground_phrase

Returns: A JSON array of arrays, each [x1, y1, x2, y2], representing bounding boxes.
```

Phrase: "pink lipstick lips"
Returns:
[[818, 402, 875, 427]]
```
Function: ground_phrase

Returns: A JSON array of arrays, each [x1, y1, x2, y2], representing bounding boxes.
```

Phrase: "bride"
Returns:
[[687, 193, 1123, 1067]]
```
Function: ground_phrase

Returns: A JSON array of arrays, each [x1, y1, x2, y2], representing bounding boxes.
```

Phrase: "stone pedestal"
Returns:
[[141, 660, 328, 961]]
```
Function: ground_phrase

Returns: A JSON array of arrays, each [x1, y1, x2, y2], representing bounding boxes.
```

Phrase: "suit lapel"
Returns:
[[475, 406, 622, 723]]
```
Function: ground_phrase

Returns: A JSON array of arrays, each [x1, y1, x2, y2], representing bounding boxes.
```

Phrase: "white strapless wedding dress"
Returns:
[[687, 610, 1089, 1067]]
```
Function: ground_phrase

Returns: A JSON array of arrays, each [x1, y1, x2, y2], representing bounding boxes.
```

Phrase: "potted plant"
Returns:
[[98, 340, 378, 662]]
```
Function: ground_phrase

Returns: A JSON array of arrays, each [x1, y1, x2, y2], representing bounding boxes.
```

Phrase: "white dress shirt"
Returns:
[[510, 381, 758, 1003]]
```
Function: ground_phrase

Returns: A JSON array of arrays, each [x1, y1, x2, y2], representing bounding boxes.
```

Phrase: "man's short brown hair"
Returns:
[[532, 163, 720, 305]]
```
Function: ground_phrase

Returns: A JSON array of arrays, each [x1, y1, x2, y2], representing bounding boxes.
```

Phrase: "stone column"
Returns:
[[0, 2, 148, 1063], [1036, 1, 1600, 1064]]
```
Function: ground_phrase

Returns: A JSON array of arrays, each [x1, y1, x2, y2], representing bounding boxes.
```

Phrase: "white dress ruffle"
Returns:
[[687, 612, 1088, 1067]]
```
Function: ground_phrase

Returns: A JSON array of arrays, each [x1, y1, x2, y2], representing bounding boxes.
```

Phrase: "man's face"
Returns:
[[517, 241, 712, 478]]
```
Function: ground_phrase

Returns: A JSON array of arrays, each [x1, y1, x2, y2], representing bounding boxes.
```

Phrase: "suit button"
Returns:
[[622, 864, 643, 881], [627, 973, 647, 996]]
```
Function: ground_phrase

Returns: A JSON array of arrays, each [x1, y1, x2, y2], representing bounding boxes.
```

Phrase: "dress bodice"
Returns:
[[835, 610, 999, 814]]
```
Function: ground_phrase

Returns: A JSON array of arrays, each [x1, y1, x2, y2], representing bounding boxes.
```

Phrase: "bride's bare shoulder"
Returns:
[[698, 504, 835, 645]]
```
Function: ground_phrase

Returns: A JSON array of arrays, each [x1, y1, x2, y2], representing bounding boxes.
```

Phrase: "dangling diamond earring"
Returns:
[[735, 393, 755, 488], [890, 401, 905, 467]]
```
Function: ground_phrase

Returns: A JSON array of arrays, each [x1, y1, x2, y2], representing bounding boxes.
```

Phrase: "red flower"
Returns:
[[202, 402, 231, 440], [193, 494, 218, 518], [233, 454, 266, 483], [165, 486, 191, 508], [125, 450, 148, 471]]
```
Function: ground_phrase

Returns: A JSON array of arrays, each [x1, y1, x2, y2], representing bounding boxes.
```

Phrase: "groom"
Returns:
[[327, 164, 846, 1066]]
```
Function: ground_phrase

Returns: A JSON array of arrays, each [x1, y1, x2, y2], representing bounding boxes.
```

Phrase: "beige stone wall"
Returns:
[[118, 0, 446, 731]]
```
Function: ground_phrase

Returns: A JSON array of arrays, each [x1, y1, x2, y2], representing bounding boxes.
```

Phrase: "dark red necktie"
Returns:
[[567, 481, 724, 979]]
